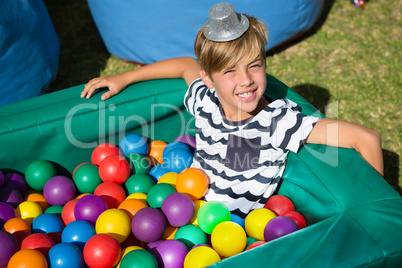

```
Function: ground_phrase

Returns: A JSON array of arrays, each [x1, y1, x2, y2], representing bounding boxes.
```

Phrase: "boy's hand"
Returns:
[[81, 74, 127, 101]]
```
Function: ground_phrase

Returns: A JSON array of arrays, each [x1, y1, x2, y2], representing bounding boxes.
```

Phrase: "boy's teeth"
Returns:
[[238, 92, 252, 97]]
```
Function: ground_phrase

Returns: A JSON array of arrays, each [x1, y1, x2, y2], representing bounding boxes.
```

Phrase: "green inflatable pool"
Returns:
[[0, 74, 401, 267]]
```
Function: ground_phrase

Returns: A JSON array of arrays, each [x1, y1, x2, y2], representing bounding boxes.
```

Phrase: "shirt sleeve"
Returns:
[[269, 99, 319, 153], [184, 78, 208, 116]]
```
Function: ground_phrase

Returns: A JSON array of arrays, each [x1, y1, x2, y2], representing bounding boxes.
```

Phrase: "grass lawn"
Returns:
[[43, 0, 401, 193]]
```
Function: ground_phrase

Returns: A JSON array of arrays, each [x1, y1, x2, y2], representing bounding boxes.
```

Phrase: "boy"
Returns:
[[81, 2, 383, 218]]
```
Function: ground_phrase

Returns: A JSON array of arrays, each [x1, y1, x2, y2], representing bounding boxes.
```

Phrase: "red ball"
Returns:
[[83, 234, 121, 268], [284, 211, 307, 229], [94, 182, 126, 208], [264, 195, 295, 216], [21, 233, 55, 256], [91, 143, 121, 166], [99, 155, 130, 184], [246, 241, 266, 251], [61, 199, 78, 225]]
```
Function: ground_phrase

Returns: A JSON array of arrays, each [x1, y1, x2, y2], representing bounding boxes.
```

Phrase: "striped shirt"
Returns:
[[184, 78, 318, 218]]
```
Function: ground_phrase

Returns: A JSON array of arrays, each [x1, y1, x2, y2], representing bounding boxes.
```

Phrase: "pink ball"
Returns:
[[161, 192, 195, 227], [43, 176, 76, 206], [131, 207, 167, 243]]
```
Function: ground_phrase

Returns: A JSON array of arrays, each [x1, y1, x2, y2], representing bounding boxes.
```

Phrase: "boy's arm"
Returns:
[[81, 57, 200, 100], [306, 118, 384, 176]]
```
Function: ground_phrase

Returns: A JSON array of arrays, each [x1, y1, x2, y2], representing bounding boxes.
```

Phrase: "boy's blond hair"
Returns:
[[194, 15, 268, 78]]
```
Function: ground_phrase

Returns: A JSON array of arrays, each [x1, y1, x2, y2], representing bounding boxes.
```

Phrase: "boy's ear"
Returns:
[[199, 69, 214, 89]]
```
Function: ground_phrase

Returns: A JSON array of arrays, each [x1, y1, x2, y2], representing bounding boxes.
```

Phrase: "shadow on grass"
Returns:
[[42, 0, 109, 92]]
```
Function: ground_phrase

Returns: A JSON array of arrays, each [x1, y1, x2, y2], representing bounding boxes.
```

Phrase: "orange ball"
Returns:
[[118, 199, 148, 219], [3, 217, 31, 234], [176, 168, 210, 201], [25, 191, 49, 213], [8, 249, 48, 268], [148, 141, 167, 164]]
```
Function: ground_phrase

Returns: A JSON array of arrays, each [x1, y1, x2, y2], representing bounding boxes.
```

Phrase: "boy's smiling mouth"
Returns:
[[237, 89, 257, 100]]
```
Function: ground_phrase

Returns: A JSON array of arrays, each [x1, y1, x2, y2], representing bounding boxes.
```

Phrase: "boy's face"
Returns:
[[200, 56, 267, 122]]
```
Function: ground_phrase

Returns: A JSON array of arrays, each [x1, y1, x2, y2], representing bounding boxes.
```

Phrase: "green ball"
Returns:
[[126, 153, 151, 174], [25, 160, 57, 190], [174, 224, 208, 250], [146, 183, 176, 209], [120, 249, 157, 268], [73, 163, 102, 194], [45, 205, 63, 217], [125, 174, 155, 195], [245, 236, 259, 249], [197, 201, 231, 234]]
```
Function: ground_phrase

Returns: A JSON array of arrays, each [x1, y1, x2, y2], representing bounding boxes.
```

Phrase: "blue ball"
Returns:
[[120, 134, 148, 156], [61, 220, 96, 250], [148, 164, 169, 182], [231, 214, 245, 230], [47, 243, 83, 268], [32, 213, 65, 234], [163, 148, 193, 173], [162, 141, 190, 158]]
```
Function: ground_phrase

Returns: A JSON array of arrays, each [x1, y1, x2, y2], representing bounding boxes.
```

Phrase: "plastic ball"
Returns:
[[44, 205, 63, 217], [126, 192, 148, 204], [0, 186, 23, 207], [148, 164, 169, 181], [155, 239, 188, 268], [73, 163, 102, 194], [16, 201, 42, 225], [245, 236, 259, 249], [43, 176, 76, 206], [4, 173, 28, 197], [96, 208, 131, 243], [0, 202, 17, 229], [25, 191, 50, 212], [32, 213, 64, 234], [120, 249, 157, 268], [83, 234, 121, 268], [0, 170, 4, 187], [61, 199, 78, 225], [0, 230, 18, 268], [163, 148, 194, 173], [245, 240, 267, 250], [117, 246, 143, 268], [118, 198, 147, 219], [176, 168, 210, 201], [47, 242, 83, 268], [264, 216, 299, 242], [197, 201, 231, 234], [147, 183, 176, 209], [174, 134, 196, 150], [161, 192, 195, 227], [7, 249, 48, 268], [174, 224, 208, 250], [245, 208, 276, 241], [162, 141, 190, 159], [231, 213, 245, 229], [161, 224, 178, 240], [21, 233, 55, 256], [131, 207, 167, 243], [211, 221, 247, 257], [125, 174, 155, 194], [157, 172, 178, 188], [3, 217, 31, 234], [91, 143, 121, 166], [94, 182, 126, 208], [284, 210, 307, 229], [74, 194, 108, 225], [25, 160, 57, 191], [120, 134, 148, 156], [264, 195, 296, 216], [184, 246, 221, 268], [61, 220, 96, 250], [189, 199, 205, 226], [99, 155, 131, 184], [126, 153, 151, 174], [148, 140, 167, 164]]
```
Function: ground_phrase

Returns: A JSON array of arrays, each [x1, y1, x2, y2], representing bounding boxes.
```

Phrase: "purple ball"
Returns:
[[4, 173, 28, 197], [0, 170, 4, 187], [131, 207, 167, 243], [0, 186, 23, 208], [174, 135, 196, 150], [0, 230, 18, 267], [43, 176, 76, 206], [0, 202, 17, 229], [161, 192, 195, 227], [155, 240, 189, 268], [74, 194, 108, 225], [264, 216, 299, 242]]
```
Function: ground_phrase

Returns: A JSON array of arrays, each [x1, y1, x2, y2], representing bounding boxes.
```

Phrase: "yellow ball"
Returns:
[[245, 208, 276, 240], [16, 201, 42, 225], [211, 221, 247, 257], [189, 200, 206, 226], [96, 208, 131, 243], [184, 246, 221, 268], [126, 192, 148, 204], [117, 246, 143, 268], [157, 172, 178, 188]]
